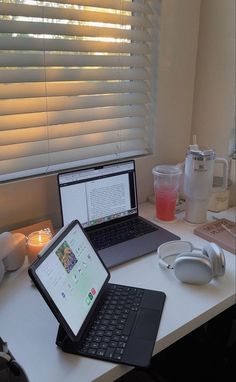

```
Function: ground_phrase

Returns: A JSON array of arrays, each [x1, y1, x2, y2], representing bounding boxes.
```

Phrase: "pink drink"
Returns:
[[155, 187, 177, 221]]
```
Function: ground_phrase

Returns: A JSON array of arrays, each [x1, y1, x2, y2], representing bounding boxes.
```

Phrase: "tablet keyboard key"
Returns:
[[105, 348, 115, 358], [88, 348, 96, 355], [96, 349, 105, 357]]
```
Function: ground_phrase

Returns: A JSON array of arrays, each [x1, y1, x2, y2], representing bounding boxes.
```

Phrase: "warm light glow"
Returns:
[[27, 229, 52, 264]]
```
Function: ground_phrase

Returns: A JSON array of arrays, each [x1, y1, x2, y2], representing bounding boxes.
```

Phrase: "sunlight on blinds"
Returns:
[[0, 0, 161, 181]]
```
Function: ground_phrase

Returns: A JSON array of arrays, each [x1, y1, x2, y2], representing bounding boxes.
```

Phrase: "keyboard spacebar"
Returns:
[[123, 311, 137, 336]]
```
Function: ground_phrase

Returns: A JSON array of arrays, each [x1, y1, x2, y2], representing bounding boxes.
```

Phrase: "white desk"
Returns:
[[0, 203, 235, 382]]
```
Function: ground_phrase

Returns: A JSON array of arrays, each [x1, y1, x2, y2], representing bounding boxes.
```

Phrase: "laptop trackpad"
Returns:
[[133, 308, 159, 340]]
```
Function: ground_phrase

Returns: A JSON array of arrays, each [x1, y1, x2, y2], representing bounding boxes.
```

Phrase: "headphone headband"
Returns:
[[158, 241, 201, 269]]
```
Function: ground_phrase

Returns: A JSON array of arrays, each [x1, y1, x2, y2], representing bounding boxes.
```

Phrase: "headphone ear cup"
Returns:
[[203, 243, 225, 277], [174, 251, 213, 284]]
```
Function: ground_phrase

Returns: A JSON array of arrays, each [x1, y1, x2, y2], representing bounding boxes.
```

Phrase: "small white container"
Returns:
[[208, 176, 230, 212]]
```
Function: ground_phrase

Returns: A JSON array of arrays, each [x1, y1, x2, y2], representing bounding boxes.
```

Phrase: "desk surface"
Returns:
[[0, 203, 235, 382]]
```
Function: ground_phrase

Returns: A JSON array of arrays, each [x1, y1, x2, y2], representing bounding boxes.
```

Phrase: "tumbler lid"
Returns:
[[152, 165, 182, 176], [187, 148, 216, 160]]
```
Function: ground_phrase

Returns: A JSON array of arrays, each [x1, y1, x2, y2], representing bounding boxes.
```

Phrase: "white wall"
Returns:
[[155, 0, 201, 163], [136, 0, 201, 202], [1, 0, 234, 232], [191, 0, 235, 158]]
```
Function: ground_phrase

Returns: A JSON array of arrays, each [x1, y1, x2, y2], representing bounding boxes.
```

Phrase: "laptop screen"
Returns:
[[31, 221, 109, 338], [58, 160, 138, 228]]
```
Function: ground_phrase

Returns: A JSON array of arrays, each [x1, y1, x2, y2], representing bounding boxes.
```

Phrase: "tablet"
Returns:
[[28, 220, 110, 342]]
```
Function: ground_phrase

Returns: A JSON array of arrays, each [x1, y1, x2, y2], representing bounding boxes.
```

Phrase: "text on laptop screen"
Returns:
[[35, 222, 108, 335], [58, 161, 137, 228]]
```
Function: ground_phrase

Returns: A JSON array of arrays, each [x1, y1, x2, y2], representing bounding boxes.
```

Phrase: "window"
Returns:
[[0, 0, 161, 181]]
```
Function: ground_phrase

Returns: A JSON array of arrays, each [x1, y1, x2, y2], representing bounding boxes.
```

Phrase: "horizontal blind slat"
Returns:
[[0, 80, 148, 99], [1, 93, 148, 115], [0, 117, 145, 145], [50, 117, 145, 139], [0, 20, 150, 41], [0, 3, 148, 27], [0, 36, 148, 54], [0, 128, 145, 160], [0, 105, 146, 130], [0, 68, 148, 83], [0, 52, 148, 68], [49, 140, 146, 165], [51, 128, 145, 152], [45, 0, 149, 13]]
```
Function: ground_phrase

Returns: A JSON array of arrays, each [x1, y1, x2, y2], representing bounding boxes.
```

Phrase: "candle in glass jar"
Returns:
[[27, 230, 52, 264]]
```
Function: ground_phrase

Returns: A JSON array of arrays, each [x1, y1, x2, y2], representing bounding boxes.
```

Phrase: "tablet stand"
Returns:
[[56, 325, 80, 355]]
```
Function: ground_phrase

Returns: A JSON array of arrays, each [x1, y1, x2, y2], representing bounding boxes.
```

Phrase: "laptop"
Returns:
[[28, 219, 166, 368], [57, 160, 180, 268]]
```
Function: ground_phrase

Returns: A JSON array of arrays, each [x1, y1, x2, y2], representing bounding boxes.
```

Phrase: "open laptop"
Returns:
[[57, 160, 180, 268], [28, 219, 166, 368]]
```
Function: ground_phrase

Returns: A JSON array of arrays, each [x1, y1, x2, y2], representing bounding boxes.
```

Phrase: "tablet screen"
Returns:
[[31, 221, 109, 338]]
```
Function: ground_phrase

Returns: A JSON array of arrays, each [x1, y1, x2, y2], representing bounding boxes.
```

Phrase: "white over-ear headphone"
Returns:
[[157, 240, 225, 285]]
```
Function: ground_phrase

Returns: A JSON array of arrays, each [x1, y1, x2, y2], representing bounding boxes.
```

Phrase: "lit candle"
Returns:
[[27, 229, 52, 264]]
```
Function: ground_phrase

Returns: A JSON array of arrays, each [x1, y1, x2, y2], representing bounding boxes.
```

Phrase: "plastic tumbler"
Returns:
[[152, 165, 182, 221]]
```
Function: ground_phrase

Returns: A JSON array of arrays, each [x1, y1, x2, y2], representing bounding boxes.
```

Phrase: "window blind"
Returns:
[[0, 0, 161, 181]]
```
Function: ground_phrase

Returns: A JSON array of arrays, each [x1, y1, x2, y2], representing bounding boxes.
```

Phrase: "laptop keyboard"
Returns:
[[88, 217, 158, 251], [78, 283, 144, 362]]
